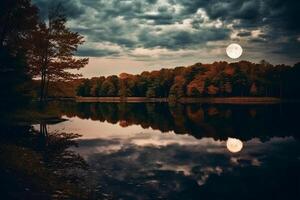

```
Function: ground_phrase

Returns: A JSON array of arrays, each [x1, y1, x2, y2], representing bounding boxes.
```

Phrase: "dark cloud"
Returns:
[[138, 28, 229, 50], [76, 48, 120, 57], [32, 0, 85, 19], [266, 0, 300, 31], [139, 13, 174, 25], [32, 0, 300, 62], [237, 31, 252, 37], [139, 5, 178, 25], [174, 0, 300, 39], [270, 37, 300, 57], [206, 0, 262, 21]]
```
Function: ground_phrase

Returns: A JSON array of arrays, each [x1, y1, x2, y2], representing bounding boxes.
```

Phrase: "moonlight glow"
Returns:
[[226, 138, 243, 153], [226, 43, 243, 59]]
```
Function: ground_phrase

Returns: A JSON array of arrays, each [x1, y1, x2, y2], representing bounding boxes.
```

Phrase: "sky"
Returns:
[[33, 0, 300, 77]]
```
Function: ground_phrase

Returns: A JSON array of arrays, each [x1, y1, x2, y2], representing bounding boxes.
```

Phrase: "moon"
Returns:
[[226, 138, 243, 153], [226, 43, 243, 59]]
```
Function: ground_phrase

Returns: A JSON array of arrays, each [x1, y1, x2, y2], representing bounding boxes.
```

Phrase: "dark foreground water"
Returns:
[[1, 102, 300, 200]]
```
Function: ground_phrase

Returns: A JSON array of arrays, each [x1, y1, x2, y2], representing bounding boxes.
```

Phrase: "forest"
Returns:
[[76, 61, 300, 99], [0, 0, 88, 108]]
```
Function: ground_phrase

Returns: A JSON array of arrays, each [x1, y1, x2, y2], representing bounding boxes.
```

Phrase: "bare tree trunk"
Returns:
[[280, 75, 283, 99], [39, 70, 45, 102], [40, 43, 49, 103], [40, 123, 48, 137], [40, 122, 49, 147], [45, 75, 50, 100]]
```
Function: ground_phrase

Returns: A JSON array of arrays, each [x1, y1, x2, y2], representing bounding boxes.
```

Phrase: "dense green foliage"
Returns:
[[76, 61, 300, 99]]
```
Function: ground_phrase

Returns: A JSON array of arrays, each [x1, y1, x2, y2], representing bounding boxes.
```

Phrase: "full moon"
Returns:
[[226, 43, 243, 59], [226, 138, 243, 153]]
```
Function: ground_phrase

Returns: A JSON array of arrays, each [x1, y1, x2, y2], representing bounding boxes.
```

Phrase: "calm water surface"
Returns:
[[49, 103, 300, 199], [2, 102, 300, 199]]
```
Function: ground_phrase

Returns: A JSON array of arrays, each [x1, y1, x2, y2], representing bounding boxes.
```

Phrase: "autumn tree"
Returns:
[[231, 69, 249, 96], [146, 86, 157, 98], [118, 74, 137, 97], [158, 69, 174, 97], [135, 75, 149, 96], [101, 76, 119, 96], [186, 74, 206, 97], [169, 76, 185, 100], [250, 82, 258, 96], [207, 84, 219, 96], [27, 4, 88, 102], [93, 76, 105, 97]]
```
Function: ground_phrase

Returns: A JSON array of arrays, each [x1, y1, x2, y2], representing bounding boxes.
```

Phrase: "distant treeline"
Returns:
[[76, 61, 300, 99]]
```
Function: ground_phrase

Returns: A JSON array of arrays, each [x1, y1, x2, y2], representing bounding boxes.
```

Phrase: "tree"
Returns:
[[76, 80, 91, 97], [135, 77, 148, 97], [232, 69, 249, 96], [101, 76, 119, 97], [224, 81, 233, 95], [94, 76, 105, 96], [169, 76, 185, 100], [146, 87, 156, 98], [282, 62, 300, 98], [118, 75, 138, 97], [207, 84, 219, 96], [250, 82, 258, 96], [186, 77, 205, 97], [188, 87, 201, 97], [27, 4, 88, 102], [0, 49, 31, 106], [0, 0, 39, 107], [0, 0, 39, 50]]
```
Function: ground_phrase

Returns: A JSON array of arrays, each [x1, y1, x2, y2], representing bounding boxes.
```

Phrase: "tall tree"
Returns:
[[0, 0, 38, 50], [27, 4, 88, 102], [0, 0, 38, 107]]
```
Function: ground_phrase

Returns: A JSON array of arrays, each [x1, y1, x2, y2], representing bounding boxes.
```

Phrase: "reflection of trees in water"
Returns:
[[59, 102, 300, 141], [0, 123, 91, 200]]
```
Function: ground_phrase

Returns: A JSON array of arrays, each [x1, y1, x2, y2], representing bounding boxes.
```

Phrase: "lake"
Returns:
[[1, 102, 300, 199]]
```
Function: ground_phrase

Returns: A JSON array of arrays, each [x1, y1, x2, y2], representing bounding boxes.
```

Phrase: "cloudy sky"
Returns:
[[33, 0, 300, 77]]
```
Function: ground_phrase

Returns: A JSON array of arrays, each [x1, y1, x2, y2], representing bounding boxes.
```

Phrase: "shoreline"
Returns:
[[75, 96, 282, 104]]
